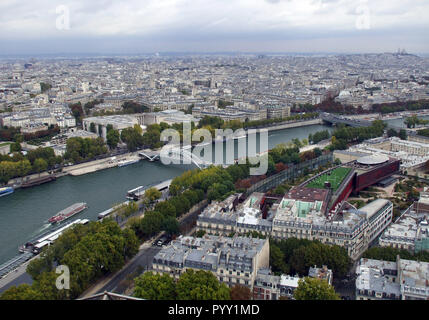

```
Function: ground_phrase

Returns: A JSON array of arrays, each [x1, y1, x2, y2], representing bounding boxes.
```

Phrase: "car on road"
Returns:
[[155, 236, 171, 247]]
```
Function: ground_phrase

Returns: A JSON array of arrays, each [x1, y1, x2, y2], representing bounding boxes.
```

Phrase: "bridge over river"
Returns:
[[321, 113, 403, 131]]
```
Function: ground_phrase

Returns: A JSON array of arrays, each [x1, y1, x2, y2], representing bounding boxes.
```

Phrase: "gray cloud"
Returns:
[[0, 0, 427, 54]]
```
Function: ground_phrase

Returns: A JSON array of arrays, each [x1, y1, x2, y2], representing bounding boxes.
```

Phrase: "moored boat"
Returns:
[[118, 159, 140, 167], [21, 175, 56, 188], [48, 202, 88, 224], [0, 187, 14, 198]]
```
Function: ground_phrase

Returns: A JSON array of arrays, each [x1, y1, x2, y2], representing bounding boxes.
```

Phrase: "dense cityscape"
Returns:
[[0, 0, 429, 310]]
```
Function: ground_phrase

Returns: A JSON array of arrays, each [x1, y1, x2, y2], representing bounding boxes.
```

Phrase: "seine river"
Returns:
[[0, 123, 333, 265], [384, 115, 429, 128]]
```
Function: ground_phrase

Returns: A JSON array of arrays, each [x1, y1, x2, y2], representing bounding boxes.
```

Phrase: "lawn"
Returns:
[[306, 167, 352, 192]]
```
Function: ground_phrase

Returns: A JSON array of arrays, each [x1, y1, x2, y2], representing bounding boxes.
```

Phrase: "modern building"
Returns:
[[347, 137, 429, 170], [355, 257, 429, 300], [82, 115, 140, 141], [152, 234, 270, 289], [136, 110, 196, 126]]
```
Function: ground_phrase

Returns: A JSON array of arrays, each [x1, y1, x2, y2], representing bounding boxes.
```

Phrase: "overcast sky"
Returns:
[[0, 0, 428, 55]]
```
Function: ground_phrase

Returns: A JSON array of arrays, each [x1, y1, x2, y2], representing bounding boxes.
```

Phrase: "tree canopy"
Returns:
[[1, 219, 139, 300], [133, 269, 230, 301], [294, 277, 340, 300], [133, 272, 176, 300], [175, 269, 230, 300], [270, 238, 351, 278]]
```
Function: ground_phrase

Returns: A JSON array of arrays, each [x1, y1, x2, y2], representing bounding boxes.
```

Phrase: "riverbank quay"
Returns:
[[245, 118, 322, 132], [63, 153, 141, 176], [4, 151, 142, 188]]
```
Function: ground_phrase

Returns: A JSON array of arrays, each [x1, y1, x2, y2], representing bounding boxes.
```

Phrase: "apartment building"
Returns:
[[152, 235, 270, 289], [197, 193, 393, 260], [253, 265, 334, 300], [253, 269, 300, 300], [379, 200, 429, 253], [265, 105, 291, 119], [356, 257, 429, 300], [274, 197, 393, 259]]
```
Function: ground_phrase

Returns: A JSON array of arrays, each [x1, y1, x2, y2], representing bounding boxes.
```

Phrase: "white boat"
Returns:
[[118, 159, 140, 167]]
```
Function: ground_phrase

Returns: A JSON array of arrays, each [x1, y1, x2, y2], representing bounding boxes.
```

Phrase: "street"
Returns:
[[81, 243, 162, 297]]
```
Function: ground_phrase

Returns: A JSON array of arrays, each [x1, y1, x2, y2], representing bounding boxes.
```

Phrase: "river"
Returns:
[[383, 115, 429, 128], [0, 123, 332, 265]]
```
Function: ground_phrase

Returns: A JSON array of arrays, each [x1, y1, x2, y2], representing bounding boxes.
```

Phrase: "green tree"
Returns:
[[294, 277, 340, 300], [142, 125, 162, 149], [26, 254, 54, 280], [10, 142, 21, 153], [155, 201, 176, 218], [64, 137, 108, 163], [123, 228, 140, 259], [134, 272, 176, 300], [0, 284, 43, 300], [0, 161, 14, 184], [40, 82, 52, 93], [144, 187, 162, 203], [32, 271, 69, 300], [387, 128, 398, 138], [33, 158, 48, 176], [175, 269, 230, 300], [399, 129, 407, 140], [140, 211, 163, 238], [121, 127, 144, 151], [270, 244, 289, 274], [106, 129, 120, 149], [195, 230, 206, 237], [162, 216, 180, 236], [13, 219, 139, 299], [16, 159, 32, 179]]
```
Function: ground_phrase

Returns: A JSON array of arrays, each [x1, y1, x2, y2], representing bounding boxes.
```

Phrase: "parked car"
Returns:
[[158, 235, 173, 246]]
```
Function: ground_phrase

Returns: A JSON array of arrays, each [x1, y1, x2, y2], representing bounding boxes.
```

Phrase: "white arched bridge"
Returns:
[[139, 147, 212, 169]]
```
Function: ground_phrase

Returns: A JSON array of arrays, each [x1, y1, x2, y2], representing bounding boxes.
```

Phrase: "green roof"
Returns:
[[306, 167, 352, 192]]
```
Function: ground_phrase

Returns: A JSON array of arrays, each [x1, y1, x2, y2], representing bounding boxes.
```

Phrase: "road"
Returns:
[[81, 243, 162, 297], [0, 257, 35, 294], [0, 273, 33, 294]]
